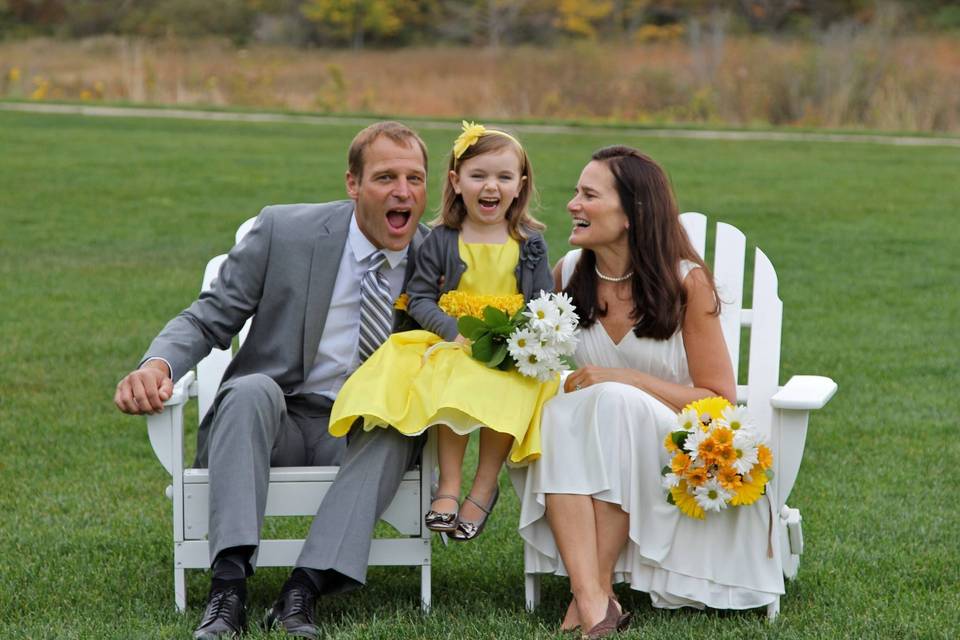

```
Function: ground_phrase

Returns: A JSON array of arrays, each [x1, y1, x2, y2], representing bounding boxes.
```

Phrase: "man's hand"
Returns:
[[114, 360, 173, 415]]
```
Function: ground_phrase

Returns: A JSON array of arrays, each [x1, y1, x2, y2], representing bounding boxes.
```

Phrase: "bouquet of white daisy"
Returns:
[[660, 397, 773, 519], [457, 291, 579, 382]]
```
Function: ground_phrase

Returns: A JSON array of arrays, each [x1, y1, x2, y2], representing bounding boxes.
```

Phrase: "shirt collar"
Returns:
[[348, 213, 408, 269]]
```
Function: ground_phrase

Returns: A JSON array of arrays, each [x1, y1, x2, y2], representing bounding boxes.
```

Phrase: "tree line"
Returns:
[[2, 0, 958, 47]]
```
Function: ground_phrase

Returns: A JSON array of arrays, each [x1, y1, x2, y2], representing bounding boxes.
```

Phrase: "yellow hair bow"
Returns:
[[453, 120, 486, 159]]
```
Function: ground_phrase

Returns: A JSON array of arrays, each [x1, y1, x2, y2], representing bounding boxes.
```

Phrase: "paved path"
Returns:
[[4, 102, 960, 148]]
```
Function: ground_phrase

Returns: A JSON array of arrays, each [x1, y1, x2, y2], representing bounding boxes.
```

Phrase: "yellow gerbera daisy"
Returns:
[[393, 293, 409, 311], [671, 481, 705, 519], [730, 465, 768, 506], [685, 396, 733, 424], [757, 444, 773, 469]]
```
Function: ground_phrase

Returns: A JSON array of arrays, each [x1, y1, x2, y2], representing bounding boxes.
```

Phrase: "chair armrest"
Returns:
[[146, 371, 196, 475], [164, 371, 197, 407], [771, 375, 837, 411]]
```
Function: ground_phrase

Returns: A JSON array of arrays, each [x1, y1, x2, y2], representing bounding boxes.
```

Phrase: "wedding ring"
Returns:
[[575, 383, 582, 390]]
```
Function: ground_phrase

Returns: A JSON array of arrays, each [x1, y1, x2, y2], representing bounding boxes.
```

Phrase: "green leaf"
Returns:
[[458, 315, 489, 341], [671, 431, 688, 450], [660, 466, 671, 476], [471, 333, 494, 363], [483, 305, 510, 327], [492, 323, 515, 336], [511, 307, 527, 325], [559, 354, 577, 369], [486, 342, 508, 368], [765, 469, 775, 481], [666, 493, 676, 505]]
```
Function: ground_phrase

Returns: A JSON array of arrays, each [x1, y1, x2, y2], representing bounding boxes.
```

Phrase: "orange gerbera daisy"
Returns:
[[757, 444, 773, 469], [717, 465, 743, 491], [670, 452, 691, 475], [686, 465, 708, 486], [715, 443, 737, 467], [664, 433, 679, 453], [712, 426, 733, 446], [697, 437, 720, 465]]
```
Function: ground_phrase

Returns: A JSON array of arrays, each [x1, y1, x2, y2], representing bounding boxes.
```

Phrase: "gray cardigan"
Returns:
[[405, 224, 554, 341]]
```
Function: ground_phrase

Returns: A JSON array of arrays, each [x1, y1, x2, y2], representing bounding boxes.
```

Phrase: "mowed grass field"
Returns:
[[1, 109, 958, 639]]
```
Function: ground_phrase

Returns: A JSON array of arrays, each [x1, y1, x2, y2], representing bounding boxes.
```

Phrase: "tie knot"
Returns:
[[367, 250, 387, 273]]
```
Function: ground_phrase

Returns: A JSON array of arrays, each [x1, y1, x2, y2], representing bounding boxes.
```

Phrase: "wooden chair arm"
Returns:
[[146, 371, 196, 476], [771, 375, 837, 411]]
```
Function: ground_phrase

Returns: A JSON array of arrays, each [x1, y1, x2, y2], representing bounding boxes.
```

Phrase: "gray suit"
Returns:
[[143, 200, 427, 591]]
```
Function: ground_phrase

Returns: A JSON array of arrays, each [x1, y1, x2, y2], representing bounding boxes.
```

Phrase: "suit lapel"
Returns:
[[302, 208, 352, 380]]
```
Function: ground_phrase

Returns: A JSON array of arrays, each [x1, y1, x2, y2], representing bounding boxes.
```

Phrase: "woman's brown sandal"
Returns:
[[581, 598, 622, 640], [424, 494, 459, 532]]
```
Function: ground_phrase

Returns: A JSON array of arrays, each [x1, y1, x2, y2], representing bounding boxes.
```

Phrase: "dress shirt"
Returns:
[[301, 214, 407, 400]]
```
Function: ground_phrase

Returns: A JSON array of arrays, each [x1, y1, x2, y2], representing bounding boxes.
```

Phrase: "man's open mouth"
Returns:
[[386, 208, 411, 230]]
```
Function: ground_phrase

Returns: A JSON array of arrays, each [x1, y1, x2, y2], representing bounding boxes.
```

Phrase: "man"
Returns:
[[114, 121, 430, 639]]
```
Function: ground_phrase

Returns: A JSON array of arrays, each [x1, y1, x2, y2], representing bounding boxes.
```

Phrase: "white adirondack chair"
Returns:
[[145, 218, 436, 613], [522, 212, 837, 620]]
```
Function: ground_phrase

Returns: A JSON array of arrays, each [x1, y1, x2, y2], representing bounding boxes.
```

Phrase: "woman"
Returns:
[[514, 147, 784, 637]]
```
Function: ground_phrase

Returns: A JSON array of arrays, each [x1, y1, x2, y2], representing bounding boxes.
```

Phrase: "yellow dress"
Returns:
[[329, 237, 559, 464]]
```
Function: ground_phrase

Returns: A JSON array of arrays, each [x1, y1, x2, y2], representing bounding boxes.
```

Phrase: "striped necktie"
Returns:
[[358, 250, 393, 363]]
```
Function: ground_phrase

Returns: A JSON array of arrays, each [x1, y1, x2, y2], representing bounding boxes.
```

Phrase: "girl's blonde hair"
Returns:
[[436, 131, 545, 240]]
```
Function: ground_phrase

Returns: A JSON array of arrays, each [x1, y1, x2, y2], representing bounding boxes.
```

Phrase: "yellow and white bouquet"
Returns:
[[661, 397, 773, 519]]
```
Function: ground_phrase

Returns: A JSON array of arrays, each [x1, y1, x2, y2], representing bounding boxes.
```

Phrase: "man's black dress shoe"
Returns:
[[263, 585, 319, 639], [193, 584, 247, 639]]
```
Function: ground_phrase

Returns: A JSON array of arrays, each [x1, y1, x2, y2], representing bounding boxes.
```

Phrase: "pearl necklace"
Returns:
[[594, 265, 632, 282]]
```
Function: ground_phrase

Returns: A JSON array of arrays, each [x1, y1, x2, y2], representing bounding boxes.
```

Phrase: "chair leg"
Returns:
[[766, 596, 780, 621], [420, 563, 432, 615], [525, 573, 540, 612], [175, 566, 187, 613]]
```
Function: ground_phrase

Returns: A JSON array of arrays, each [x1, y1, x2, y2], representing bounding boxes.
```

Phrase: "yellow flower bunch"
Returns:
[[662, 397, 773, 519], [394, 293, 409, 311], [438, 290, 525, 319]]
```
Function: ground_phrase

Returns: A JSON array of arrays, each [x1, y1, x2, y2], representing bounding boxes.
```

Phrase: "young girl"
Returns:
[[329, 122, 556, 541]]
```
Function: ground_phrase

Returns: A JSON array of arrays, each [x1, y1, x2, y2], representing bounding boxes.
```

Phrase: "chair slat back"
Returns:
[[745, 248, 783, 441]]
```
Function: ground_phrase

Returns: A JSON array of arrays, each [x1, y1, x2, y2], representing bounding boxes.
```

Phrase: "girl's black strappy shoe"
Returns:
[[450, 486, 500, 541], [424, 494, 460, 532]]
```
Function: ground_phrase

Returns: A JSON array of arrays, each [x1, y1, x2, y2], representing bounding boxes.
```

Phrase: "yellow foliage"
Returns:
[[555, 0, 613, 39]]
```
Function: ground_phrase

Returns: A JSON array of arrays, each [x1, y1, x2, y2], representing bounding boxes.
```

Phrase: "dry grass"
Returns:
[[2, 31, 959, 132]]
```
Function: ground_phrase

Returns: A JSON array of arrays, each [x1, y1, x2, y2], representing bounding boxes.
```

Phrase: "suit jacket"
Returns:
[[141, 200, 427, 460]]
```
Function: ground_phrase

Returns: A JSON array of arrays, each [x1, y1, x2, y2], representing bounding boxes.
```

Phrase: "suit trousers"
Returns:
[[197, 373, 345, 566], [197, 373, 424, 591]]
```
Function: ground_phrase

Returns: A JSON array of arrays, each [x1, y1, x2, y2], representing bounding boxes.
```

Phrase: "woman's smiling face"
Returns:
[[567, 160, 630, 249], [449, 147, 526, 228]]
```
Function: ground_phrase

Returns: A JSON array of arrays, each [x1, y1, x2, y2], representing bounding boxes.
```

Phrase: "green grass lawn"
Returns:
[[1, 109, 957, 639]]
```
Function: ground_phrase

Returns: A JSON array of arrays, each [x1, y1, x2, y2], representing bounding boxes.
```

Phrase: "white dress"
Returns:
[[512, 252, 784, 610]]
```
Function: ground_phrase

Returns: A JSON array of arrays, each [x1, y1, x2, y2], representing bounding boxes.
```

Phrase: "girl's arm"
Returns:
[[563, 268, 736, 410], [406, 230, 460, 341]]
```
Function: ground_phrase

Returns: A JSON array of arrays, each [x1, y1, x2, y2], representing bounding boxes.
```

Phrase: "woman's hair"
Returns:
[[565, 145, 720, 340], [435, 131, 545, 240]]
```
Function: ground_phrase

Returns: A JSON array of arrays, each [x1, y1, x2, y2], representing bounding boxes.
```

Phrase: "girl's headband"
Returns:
[[453, 120, 522, 162]]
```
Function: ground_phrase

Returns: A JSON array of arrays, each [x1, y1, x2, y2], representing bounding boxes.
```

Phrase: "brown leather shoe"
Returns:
[[581, 598, 622, 640]]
